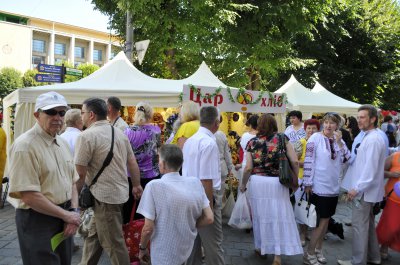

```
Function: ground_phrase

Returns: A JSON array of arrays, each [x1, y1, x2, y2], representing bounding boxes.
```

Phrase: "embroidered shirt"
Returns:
[[303, 132, 350, 196], [284, 124, 306, 143]]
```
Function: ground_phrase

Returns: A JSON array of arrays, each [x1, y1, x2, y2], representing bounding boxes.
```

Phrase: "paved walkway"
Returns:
[[1, 199, 399, 265]]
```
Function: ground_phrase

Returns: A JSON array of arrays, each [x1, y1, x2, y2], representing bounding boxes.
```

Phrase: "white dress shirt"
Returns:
[[240, 132, 256, 168], [60, 127, 81, 154], [182, 127, 221, 190], [341, 129, 386, 203], [137, 172, 209, 265]]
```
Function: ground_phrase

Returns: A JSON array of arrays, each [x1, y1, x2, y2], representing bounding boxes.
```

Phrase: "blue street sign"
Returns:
[[35, 74, 62, 83], [37, 64, 63, 74]]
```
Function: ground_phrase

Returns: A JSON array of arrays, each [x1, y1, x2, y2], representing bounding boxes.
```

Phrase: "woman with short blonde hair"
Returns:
[[133, 102, 153, 126], [171, 101, 200, 149]]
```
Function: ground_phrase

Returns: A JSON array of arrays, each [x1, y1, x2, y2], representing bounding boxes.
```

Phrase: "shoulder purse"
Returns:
[[79, 125, 115, 208], [278, 133, 297, 188]]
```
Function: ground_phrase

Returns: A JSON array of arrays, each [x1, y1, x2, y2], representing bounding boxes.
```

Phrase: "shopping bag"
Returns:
[[78, 207, 94, 237], [122, 201, 149, 262], [294, 192, 317, 228], [222, 190, 235, 218], [228, 191, 252, 229]]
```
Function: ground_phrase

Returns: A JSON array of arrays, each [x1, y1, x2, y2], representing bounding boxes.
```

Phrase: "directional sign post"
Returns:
[[66, 67, 83, 77], [35, 74, 62, 83], [37, 64, 63, 74]]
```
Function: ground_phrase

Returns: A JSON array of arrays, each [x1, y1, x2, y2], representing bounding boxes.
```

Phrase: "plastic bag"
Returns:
[[294, 192, 317, 228], [228, 191, 252, 229], [222, 190, 235, 218]]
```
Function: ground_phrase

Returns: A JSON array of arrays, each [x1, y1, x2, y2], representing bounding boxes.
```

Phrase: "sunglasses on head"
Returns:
[[40, 109, 66, 117]]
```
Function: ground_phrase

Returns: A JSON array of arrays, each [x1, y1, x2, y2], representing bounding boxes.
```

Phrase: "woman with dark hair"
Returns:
[[347, 116, 360, 142], [238, 114, 259, 169], [294, 119, 320, 246], [303, 113, 350, 265], [240, 114, 302, 265]]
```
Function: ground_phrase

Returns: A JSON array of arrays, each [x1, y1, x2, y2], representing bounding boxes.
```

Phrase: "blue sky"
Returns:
[[0, 0, 111, 32]]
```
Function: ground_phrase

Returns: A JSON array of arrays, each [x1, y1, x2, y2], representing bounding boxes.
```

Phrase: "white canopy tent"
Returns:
[[3, 52, 227, 141], [275, 75, 361, 118], [311, 81, 361, 116]]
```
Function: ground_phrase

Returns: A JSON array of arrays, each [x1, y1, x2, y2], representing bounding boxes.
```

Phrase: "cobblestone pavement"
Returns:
[[1, 199, 399, 265]]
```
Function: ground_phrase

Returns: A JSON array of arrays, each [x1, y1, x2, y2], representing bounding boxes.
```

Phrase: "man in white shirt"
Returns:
[[107, 96, 129, 132], [183, 106, 224, 265], [60, 108, 83, 154], [338, 105, 386, 265], [137, 144, 213, 265]]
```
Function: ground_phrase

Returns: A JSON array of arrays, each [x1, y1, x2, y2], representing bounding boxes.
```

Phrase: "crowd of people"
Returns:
[[0, 90, 399, 265]]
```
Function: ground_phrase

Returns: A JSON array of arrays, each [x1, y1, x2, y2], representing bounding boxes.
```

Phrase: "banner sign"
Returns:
[[35, 74, 62, 83], [182, 85, 286, 113], [37, 64, 63, 74]]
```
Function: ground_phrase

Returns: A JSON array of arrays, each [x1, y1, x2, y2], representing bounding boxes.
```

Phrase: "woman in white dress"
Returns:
[[239, 114, 259, 169], [303, 112, 350, 265], [240, 114, 302, 265]]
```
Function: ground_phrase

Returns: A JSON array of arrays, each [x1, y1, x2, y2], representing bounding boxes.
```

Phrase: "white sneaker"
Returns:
[[337, 260, 352, 265]]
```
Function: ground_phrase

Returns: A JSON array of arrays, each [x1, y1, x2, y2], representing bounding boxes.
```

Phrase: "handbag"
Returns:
[[373, 189, 394, 215], [277, 133, 297, 188], [123, 201, 149, 262], [294, 191, 317, 227], [78, 207, 94, 237], [79, 125, 115, 208]]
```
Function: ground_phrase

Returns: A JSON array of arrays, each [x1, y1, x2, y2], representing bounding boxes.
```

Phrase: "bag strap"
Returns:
[[387, 188, 394, 198], [89, 125, 115, 187], [130, 200, 137, 223]]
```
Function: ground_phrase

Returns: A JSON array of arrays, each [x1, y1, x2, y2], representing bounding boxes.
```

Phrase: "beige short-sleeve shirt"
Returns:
[[74, 120, 134, 204], [8, 123, 78, 209]]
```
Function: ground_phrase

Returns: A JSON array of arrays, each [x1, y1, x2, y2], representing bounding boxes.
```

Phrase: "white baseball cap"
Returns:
[[35, 91, 69, 112]]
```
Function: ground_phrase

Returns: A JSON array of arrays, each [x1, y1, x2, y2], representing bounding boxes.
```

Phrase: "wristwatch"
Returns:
[[68, 208, 80, 213], [139, 243, 147, 250]]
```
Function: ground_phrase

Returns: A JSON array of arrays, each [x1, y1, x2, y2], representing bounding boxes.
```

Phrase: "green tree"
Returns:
[[0, 67, 23, 99], [55, 61, 100, 82], [285, 0, 400, 109], [22, 69, 41, 87]]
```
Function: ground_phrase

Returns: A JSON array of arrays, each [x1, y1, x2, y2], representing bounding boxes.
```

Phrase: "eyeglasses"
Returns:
[[40, 109, 66, 117], [81, 111, 89, 115]]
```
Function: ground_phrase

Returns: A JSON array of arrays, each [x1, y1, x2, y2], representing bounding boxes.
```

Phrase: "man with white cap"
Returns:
[[8, 91, 81, 265]]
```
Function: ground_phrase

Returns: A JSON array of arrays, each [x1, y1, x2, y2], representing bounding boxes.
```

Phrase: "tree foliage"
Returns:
[[0, 67, 23, 99], [92, 0, 400, 109], [22, 69, 41, 87]]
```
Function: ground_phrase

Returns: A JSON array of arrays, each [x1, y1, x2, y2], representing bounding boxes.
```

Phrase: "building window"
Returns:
[[110, 52, 115, 59], [55, 58, 64, 65], [32, 55, 45, 68], [74, 46, 85, 58], [93, 49, 102, 61], [54, 43, 66, 55], [32, 39, 45, 53]]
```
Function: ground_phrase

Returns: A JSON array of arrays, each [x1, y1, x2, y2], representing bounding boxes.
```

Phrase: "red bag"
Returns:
[[122, 201, 149, 262]]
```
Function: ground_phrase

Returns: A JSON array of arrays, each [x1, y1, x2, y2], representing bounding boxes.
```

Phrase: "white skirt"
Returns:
[[248, 175, 303, 255]]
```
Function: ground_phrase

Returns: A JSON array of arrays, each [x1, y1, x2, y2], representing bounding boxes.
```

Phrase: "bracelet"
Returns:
[[68, 208, 80, 213], [139, 243, 147, 250]]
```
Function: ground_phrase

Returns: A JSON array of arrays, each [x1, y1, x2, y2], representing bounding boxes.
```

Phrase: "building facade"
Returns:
[[0, 11, 120, 73]]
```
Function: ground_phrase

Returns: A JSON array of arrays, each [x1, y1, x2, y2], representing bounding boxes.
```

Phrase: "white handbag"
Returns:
[[294, 192, 317, 228]]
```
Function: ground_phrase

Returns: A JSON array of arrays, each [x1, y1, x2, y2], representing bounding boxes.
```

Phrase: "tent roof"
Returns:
[[3, 52, 227, 108], [275, 75, 360, 115], [311, 82, 361, 109], [275, 75, 316, 107]]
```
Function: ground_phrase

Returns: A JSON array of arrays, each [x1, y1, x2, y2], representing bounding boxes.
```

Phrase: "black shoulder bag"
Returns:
[[278, 133, 298, 188], [79, 126, 115, 208]]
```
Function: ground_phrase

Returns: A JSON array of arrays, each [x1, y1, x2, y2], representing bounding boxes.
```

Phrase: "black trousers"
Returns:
[[16, 208, 72, 265], [122, 176, 160, 224]]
